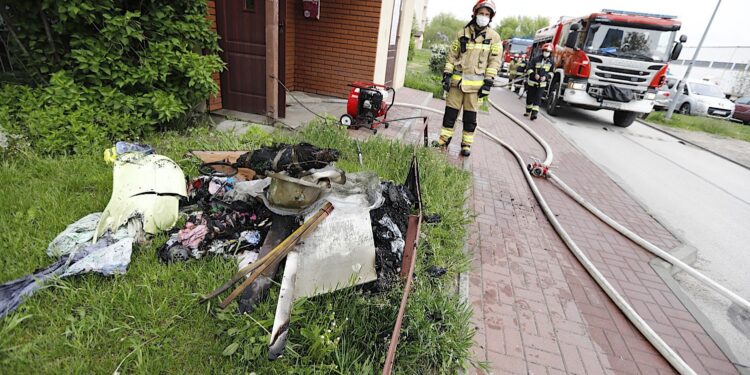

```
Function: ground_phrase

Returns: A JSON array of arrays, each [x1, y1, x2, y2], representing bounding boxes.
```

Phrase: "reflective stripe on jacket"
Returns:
[[444, 25, 502, 93], [526, 56, 553, 88]]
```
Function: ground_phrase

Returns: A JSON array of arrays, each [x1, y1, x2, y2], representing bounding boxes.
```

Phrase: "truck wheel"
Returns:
[[613, 110, 637, 127], [545, 78, 561, 116]]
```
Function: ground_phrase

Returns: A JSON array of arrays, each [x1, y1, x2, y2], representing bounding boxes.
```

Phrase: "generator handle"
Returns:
[[348, 81, 391, 90], [386, 87, 396, 114]]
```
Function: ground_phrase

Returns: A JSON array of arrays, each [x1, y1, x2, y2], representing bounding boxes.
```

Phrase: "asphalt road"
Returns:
[[523, 99, 750, 366]]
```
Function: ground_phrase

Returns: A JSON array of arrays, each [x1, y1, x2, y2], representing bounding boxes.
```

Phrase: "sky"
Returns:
[[426, 0, 749, 47]]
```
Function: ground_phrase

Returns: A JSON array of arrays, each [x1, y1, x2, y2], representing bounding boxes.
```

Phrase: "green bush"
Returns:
[[404, 72, 444, 99], [1, 74, 151, 155], [0, 0, 224, 155], [429, 45, 449, 74]]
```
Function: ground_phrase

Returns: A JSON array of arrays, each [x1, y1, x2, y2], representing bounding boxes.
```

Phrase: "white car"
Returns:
[[653, 78, 678, 110], [671, 80, 735, 119]]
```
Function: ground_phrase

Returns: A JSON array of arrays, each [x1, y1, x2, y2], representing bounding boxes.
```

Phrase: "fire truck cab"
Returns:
[[535, 9, 686, 127], [501, 38, 533, 76]]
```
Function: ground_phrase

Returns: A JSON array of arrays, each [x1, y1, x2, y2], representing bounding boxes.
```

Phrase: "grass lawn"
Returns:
[[0, 121, 474, 373], [645, 111, 750, 143], [404, 49, 444, 99]]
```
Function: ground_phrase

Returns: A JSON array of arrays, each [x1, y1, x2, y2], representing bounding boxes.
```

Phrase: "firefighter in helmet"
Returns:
[[524, 43, 554, 120], [434, 0, 502, 157], [508, 54, 522, 92], [513, 54, 528, 93]]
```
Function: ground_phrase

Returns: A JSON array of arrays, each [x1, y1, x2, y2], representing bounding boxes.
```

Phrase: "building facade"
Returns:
[[206, 0, 415, 119], [670, 46, 750, 97]]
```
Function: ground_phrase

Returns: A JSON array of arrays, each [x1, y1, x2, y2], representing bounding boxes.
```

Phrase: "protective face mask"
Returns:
[[476, 15, 490, 28], [543, 52, 551, 58]]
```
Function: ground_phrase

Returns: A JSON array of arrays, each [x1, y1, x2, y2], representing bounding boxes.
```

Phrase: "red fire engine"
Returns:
[[535, 9, 686, 127], [501, 38, 533, 76]]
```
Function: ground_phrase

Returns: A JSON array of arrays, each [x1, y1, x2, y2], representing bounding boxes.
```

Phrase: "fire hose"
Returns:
[[301, 81, 749, 373], [382, 101, 696, 374]]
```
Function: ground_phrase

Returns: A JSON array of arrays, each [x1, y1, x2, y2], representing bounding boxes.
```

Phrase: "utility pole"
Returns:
[[665, 0, 722, 120]]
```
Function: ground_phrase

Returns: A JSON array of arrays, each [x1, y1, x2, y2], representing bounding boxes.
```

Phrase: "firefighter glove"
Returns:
[[442, 73, 452, 92], [478, 79, 493, 98]]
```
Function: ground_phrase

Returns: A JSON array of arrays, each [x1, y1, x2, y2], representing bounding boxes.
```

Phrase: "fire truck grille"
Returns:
[[588, 61, 658, 92]]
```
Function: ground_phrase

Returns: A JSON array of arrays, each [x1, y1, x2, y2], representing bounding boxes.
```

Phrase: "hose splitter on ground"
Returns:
[[527, 159, 550, 178]]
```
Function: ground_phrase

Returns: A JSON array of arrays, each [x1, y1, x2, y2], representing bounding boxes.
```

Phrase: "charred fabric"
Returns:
[[0, 141, 423, 363]]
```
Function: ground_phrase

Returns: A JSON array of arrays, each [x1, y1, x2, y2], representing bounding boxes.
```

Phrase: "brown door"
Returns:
[[216, 0, 266, 114], [384, 0, 402, 86]]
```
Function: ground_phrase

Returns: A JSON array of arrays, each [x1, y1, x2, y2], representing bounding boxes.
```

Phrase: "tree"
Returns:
[[495, 16, 550, 40], [424, 13, 467, 47]]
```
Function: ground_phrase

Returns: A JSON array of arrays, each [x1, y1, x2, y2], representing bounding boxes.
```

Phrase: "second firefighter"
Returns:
[[524, 43, 554, 121]]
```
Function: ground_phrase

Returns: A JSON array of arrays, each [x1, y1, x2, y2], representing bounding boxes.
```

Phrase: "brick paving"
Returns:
[[358, 87, 738, 374]]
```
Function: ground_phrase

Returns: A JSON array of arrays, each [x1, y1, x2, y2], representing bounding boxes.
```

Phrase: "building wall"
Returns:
[[392, 1, 414, 89], [670, 46, 750, 95], [373, 0, 394, 85], [206, 0, 222, 111], [373, 0, 415, 89], [285, 0, 296, 90], [291, 0, 382, 98], [209, 0, 389, 110]]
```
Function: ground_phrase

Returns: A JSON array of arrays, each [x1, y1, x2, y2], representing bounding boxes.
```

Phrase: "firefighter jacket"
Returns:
[[508, 60, 518, 75], [444, 25, 502, 93], [515, 59, 527, 74], [526, 55, 553, 88]]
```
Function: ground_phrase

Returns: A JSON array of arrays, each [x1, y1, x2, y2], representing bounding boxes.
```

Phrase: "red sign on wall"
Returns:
[[303, 0, 320, 20]]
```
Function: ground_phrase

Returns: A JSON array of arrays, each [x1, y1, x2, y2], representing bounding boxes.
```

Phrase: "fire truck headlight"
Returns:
[[645, 92, 656, 100], [570, 82, 587, 91]]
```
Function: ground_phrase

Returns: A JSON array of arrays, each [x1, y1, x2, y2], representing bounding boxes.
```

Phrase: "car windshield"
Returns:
[[690, 83, 725, 98], [583, 23, 676, 62], [510, 44, 529, 53]]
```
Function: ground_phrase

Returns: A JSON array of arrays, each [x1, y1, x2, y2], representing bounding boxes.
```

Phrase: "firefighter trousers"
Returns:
[[437, 86, 479, 151], [526, 85, 544, 117]]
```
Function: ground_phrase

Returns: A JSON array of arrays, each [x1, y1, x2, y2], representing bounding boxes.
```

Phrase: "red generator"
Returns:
[[339, 82, 395, 134]]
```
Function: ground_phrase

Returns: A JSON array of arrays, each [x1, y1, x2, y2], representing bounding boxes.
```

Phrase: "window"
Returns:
[[583, 23, 676, 62], [557, 24, 571, 47], [711, 62, 732, 69], [689, 82, 725, 98], [244, 0, 255, 12], [737, 97, 750, 105], [693, 60, 710, 67], [733, 63, 748, 71]]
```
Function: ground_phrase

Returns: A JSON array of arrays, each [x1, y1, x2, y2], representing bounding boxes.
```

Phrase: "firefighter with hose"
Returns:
[[433, 0, 502, 157], [508, 54, 525, 93], [524, 43, 553, 121]]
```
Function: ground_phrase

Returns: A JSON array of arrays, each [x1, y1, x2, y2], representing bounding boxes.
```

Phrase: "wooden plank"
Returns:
[[383, 214, 422, 375]]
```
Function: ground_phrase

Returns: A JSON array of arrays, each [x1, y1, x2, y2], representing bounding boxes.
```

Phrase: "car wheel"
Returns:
[[679, 103, 691, 115]]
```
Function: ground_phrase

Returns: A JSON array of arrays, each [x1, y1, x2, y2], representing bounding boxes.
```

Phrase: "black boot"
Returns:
[[460, 112, 477, 158], [530, 111, 538, 121]]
